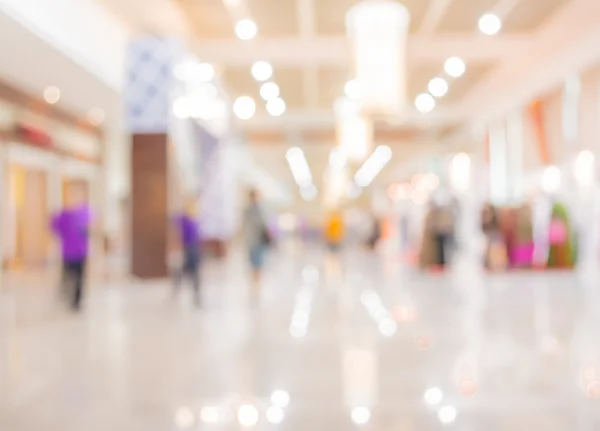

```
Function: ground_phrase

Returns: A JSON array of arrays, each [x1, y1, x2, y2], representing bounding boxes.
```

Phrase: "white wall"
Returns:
[[0, 0, 130, 91]]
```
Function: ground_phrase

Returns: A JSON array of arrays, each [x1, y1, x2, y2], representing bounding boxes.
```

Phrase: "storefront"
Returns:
[[0, 82, 103, 274]]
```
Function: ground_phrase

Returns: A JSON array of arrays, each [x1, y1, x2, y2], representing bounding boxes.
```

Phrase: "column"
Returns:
[[125, 37, 182, 278], [0, 145, 5, 288], [488, 120, 508, 206], [506, 111, 525, 204]]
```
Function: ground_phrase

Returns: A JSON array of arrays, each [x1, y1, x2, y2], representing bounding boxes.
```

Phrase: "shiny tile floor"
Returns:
[[1, 243, 600, 430]]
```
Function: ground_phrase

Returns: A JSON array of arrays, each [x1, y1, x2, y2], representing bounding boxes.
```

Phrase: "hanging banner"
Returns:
[[528, 100, 552, 165]]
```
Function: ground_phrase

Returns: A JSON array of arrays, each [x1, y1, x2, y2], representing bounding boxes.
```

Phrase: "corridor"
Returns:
[[1, 246, 600, 430]]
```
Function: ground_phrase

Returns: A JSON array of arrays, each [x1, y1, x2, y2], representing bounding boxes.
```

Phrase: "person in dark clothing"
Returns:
[[174, 200, 202, 306]]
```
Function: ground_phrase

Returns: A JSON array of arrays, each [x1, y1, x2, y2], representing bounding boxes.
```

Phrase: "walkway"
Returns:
[[1, 245, 599, 430]]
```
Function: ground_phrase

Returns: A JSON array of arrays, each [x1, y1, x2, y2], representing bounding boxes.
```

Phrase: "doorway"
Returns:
[[7, 164, 50, 270]]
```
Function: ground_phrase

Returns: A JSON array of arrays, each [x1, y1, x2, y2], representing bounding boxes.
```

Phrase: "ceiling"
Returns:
[[95, 0, 600, 205]]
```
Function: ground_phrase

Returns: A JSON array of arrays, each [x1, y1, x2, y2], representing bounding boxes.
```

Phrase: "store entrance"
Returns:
[[7, 164, 50, 270]]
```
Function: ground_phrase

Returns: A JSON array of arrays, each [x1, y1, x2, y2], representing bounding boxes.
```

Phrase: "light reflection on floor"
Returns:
[[1, 245, 600, 430]]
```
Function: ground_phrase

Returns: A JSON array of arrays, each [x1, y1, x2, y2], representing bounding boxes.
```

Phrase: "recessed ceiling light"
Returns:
[[260, 82, 280, 100], [236, 404, 259, 427], [424, 387, 444, 406], [428, 77, 449, 98], [266, 97, 286, 116], [233, 96, 256, 120], [196, 63, 216, 82], [43, 86, 61, 104], [174, 61, 215, 82], [235, 19, 258, 40], [173, 97, 191, 119], [350, 407, 371, 425], [270, 390, 291, 407], [444, 57, 466, 78], [438, 406, 457, 424], [87, 108, 105, 126], [251, 61, 273, 81], [478, 13, 502, 35], [415, 93, 435, 113], [266, 406, 285, 424], [344, 80, 360, 99]]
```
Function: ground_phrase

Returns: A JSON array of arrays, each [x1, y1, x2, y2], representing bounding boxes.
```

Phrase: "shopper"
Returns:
[[325, 211, 345, 252], [481, 203, 506, 270], [513, 205, 534, 268], [243, 189, 270, 295], [173, 198, 202, 306], [419, 207, 437, 269], [51, 201, 92, 311], [367, 216, 382, 249], [431, 204, 455, 268]]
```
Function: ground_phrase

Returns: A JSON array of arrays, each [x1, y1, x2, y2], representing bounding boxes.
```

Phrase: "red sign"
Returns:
[[14, 123, 53, 148]]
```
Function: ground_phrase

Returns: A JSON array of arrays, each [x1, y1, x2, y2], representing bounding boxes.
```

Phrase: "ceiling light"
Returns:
[[350, 406, 371, 425], [379, 318, 397, 336], [270, 390, 290, 407], [346, 1, 410, 114], [344, 80, 361, 99], [237, 404, 259, 427], [200, 406, 221, 424], [541, 165, 561, 194], [266, 406, 285, 424], [235, 19, 257, 40], [87, 108, 105, 126], [300, 184, 318, 201], [329, 148, 347, 169], [575, 150, 595, 187], [43, 86, 61, 104], [173, 97, 191, 119], [438, 406, 457, 424], [478, 13, 502, 35], [286, 146, 303, 161], [260, 82, 280, 100], [444, 57, 466, 78], [354, 145, 393, 187], [233, 96, 256, 120], [251, 61, 273, 81], [196, 63, 216, 82], [415, 93, 435, 113], [266, 97, 286, 116], [428, 77, 449, 98], [424, 387, 444, 406], [174, 61, 215, 82]]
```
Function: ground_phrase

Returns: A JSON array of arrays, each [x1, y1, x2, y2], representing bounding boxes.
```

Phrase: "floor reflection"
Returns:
[[1, 245, 600, 429]]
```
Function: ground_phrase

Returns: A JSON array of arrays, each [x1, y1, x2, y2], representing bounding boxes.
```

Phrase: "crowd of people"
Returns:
[[49, 184, 582, 313], [416, 199, 578, 271]]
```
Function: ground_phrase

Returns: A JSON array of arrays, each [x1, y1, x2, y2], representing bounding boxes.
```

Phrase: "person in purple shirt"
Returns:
[[173, 199, 202, 306], [51, 204, 92, 311]]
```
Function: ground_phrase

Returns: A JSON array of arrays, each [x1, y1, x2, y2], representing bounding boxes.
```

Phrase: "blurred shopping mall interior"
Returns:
[[2, 0, 600, 429]]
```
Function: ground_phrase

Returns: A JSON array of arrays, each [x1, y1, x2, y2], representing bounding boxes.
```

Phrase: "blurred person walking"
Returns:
[[243, 189, 271, 296], [367, 216, 382, 250], [173, 198, 202, 306], [481, 203, 506, 270], [51, 195, 92, 312], [325, 211, 345, 252], [431, 203, 455, 268]]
